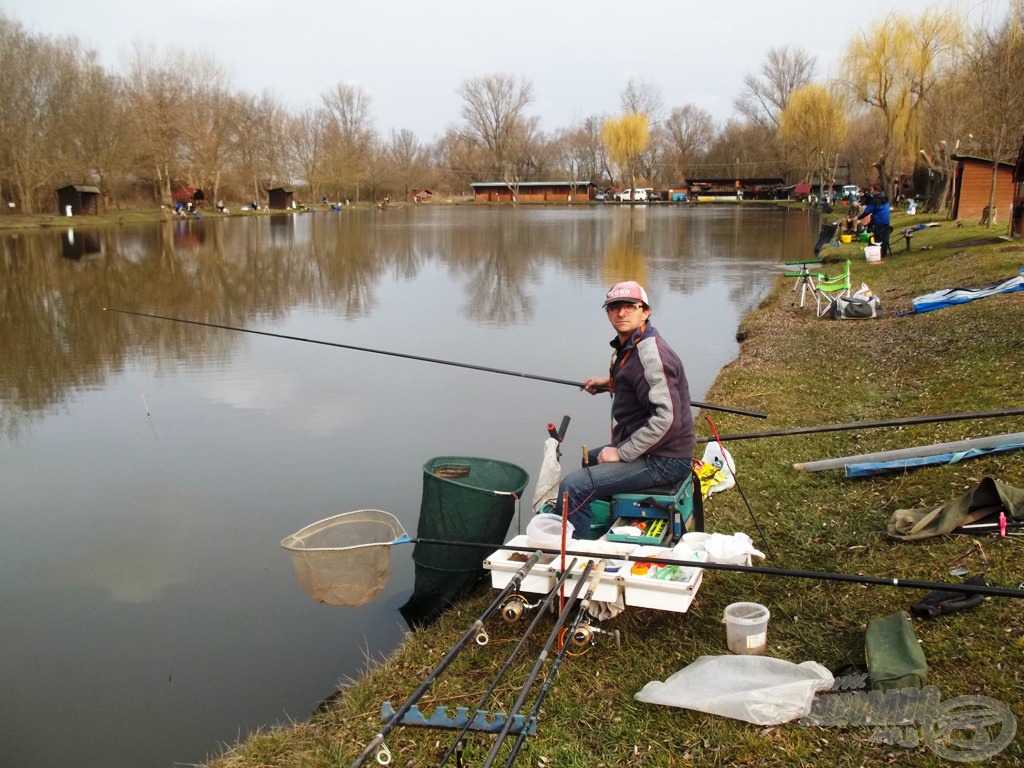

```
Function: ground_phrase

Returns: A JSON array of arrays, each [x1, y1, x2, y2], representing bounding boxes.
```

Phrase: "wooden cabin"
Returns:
[[951, 155, 1015, 223], [56, 184, 101, 216], [470, 181, 595, 202], [267, 187, 295, 210]]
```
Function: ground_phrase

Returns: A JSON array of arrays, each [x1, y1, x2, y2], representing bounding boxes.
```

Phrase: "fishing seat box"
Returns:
[[592, 474, 698, 544], [483, 535, 622, 602]]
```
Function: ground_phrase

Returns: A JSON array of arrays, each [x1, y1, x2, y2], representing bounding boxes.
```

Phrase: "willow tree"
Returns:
[[602, 113, 649, 196], [840, 9, 964, 195], [779, 83, 848, 195]]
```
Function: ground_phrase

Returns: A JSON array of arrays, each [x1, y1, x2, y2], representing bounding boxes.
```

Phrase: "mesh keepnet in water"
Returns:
[[401, 456, 529, 627]]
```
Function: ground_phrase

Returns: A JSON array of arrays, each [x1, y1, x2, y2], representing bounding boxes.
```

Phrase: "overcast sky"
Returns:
[[4, 0, 1013, 142]]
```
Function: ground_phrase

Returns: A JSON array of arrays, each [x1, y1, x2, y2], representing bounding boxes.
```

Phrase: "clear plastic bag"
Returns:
[[634, 655, 834, 725]]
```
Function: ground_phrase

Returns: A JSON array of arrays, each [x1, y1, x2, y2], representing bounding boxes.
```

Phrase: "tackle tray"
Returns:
[[616, 547, 706, 613], [483, 535, 558, 594], [605, 515, 673, 545], [483, 535, 623, 602]]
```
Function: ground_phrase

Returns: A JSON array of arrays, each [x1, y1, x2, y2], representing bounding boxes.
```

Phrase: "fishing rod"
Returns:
[[694, 406, 1024, 443], [103, 308, 767, 420], [481, 560, 598, 768], [350, 550, 543, 768], [407, 537, 1024, 600], [438, 560, 583, 768], [705, 415, 772, 558], [499, 563, 608, 768]]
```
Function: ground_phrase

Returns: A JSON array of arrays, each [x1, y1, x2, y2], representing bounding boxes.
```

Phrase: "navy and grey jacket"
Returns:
[[607, 322, 696, 462]]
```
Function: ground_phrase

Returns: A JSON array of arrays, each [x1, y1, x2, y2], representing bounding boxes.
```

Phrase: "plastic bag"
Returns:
[[705, 532, 765, 565], [699, 442, 736, 497], [634, 655, 834, 725]]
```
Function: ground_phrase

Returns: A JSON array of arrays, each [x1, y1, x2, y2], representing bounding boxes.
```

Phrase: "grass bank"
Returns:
[[206, 214, 1024, 768]]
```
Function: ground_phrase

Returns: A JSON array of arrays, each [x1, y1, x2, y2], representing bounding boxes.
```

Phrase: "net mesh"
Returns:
[[281, 509, 405, 606]]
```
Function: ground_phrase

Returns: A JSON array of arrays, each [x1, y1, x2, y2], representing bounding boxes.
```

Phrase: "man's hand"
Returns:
[[582, 376, 612, 395], [597, 446, 621, 463]]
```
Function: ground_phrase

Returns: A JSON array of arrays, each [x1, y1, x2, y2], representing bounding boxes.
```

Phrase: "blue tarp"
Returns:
[[906, 268, 1024, 314], [846, 441, 1024, 478]]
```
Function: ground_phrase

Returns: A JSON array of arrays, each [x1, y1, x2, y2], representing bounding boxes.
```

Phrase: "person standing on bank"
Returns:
[[857, 186, 893, 258], [557, 281, 696, 538]]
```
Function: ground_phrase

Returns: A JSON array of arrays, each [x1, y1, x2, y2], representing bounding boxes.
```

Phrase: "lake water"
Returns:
[[0, 204, 814, 767]]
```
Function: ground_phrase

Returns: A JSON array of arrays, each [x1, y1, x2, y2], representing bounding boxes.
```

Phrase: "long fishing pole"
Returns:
[[104, 308, 767, 420], [407, 537, 1024, 600], [350, 550, 543, 768], [437, 560, 582, 768], [706, 415, 772, 557], [500, 563, 608, 768], [694, 406, 1024, 443], [480, 559, 597, 768]]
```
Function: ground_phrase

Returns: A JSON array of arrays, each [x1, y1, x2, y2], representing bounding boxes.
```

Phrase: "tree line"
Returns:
[[0, 4, 1021, 215]]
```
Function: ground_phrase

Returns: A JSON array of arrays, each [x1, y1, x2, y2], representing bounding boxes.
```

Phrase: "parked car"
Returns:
[[616, 188, 648, 201]]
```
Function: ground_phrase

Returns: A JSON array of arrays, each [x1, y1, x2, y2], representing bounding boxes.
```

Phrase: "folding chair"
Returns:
[[815, 259, 851, 317]]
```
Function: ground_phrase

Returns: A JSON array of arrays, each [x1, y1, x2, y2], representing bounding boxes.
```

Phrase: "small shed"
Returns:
[[951, 155, 1015, 223], [267, 187, 295, 210], [56, 185, 101, 216]]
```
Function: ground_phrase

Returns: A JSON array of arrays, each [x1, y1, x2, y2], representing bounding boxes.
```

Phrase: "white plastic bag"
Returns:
[[532, 437, 561, 512], [635, 655, 834, 725], [705, 532, 765, 565], [700, 442, 736, 497]]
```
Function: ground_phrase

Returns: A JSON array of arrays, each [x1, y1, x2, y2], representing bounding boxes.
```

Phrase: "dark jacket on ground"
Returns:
[[608, 322, 696, 462]]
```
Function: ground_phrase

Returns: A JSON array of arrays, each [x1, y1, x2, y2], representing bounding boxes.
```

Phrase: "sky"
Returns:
[[3, 0, 1013, 143]]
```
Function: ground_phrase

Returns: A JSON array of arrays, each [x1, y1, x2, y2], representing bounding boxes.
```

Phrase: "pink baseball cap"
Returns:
[[603, 280, 650, 308]]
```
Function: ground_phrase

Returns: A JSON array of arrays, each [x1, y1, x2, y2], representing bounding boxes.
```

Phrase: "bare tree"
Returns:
[[321, 82, 376, 201], [660, 105, 715, 183], [382, 128, 430, 200], [456, 73, 535, 182], [963, 1, 1024, 227], [734, 46, 817, 130], [288, 107, 331, 201]]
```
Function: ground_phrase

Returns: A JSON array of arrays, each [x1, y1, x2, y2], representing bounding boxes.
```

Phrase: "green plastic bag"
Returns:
[[865, 611, 927, 692]]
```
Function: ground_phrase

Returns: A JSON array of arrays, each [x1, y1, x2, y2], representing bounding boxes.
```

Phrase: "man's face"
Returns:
[[605, 301, 650, 339]]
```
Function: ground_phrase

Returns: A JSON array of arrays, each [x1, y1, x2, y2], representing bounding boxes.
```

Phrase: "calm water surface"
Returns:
[[0, 205, 814, 767]]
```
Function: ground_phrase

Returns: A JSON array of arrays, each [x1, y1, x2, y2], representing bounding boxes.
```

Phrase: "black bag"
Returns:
[[831, 295, 881, 320]]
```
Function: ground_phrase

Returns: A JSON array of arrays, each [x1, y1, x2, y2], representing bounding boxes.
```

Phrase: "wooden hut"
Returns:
[[267, 187, 295, 210], [951, 155, 1015, 223], [470, 181, 595, 202], [56, 184, 101, 216]]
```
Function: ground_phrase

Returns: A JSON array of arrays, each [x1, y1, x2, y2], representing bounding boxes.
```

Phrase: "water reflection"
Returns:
[[0, 206, 814, 768]]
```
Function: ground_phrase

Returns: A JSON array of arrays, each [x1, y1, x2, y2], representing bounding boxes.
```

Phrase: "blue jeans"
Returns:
[[556, 448, 692, 538]]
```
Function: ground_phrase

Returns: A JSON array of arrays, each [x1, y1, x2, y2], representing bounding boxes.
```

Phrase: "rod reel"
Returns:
[[499, 593, 541, 624], [559, 622, 621, 656]]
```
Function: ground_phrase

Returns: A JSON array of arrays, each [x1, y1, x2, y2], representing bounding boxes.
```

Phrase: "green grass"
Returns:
[[206, 212, 1024, 767]]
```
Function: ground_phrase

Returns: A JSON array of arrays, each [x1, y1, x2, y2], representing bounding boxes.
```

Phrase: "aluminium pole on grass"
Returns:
[[349, 550, 543, 768]]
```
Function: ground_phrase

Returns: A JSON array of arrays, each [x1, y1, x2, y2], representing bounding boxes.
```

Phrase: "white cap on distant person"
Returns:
[[603, 280, 649, 308]]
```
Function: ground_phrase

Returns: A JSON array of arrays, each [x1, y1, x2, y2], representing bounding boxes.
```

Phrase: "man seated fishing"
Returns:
[[558, 281, 696, 538]]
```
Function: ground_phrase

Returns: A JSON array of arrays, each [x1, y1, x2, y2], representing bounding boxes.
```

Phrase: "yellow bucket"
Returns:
[[840, 234, 852, 244]]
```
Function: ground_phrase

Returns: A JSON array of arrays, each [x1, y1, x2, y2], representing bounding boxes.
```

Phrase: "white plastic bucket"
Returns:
[[864, 244, 881, 263], [723, 602, 770, 655], [681, 531, 711, 551]]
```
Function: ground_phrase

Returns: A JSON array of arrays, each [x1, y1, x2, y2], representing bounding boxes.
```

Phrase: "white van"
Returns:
[[616, 188, 648, 202], [841, 185, 860, 201]]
